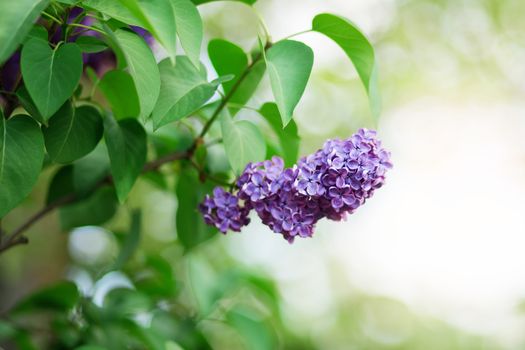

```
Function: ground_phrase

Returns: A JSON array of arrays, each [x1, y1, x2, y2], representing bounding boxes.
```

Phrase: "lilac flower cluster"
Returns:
[[199, 128, 393, 243]]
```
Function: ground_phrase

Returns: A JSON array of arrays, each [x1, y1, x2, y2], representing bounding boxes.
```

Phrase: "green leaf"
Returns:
[[175, 169, 216, 251], [13, 281, 79, 313], [112, 210, 141, 270], [95, 0, 172, 62], [137, 0, 177, 64], [171, 0, 203, 67], [75, 36, 108, 53], [151, 313, 211, 349], [142, 171, 168, 190], [16, 85, 45, 124], [72, 143, 110, 195], [312, 13, 380, 117], [208, 39, 265, 115], [220, 112, 265, 174], [46, 166, 74, 205], [104, 288, 152, 317], [165, 341, 184, 350], [110, 29, 161, 120], [21, 39, 83, 119], [150, 123, 193, 157], [98, 70, 140, 119], [60, 186, 118, 229], [104, 117, 147, 202], [227, 307, 276, 350], [25, 25, 48, 44], [75, 346, 108, 350], [231, 60, 265, 113], [0, 114, 44, 218], [265, 40, 313, 127], [259, 102, 299, 167], [91, 0, 179, 65], [0, 0, 49, 64], [0, 320, 17, 341], [208, 39, 247, 93], [152, 57, 218, 129], [83, 0, 144, 26], [135, 255, 177, 297], [43, 102, 104, 163]]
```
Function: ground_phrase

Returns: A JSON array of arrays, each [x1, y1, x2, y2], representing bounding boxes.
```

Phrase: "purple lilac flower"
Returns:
[[199, 187, 250, 233], [199, 128, 393, 243]]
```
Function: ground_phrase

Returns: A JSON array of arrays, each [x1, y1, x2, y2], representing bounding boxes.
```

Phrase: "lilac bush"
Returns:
[[200, 128, 393, 242]]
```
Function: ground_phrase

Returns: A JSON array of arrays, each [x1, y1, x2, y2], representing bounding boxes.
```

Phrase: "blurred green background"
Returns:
[[2, 0, 525, 348]]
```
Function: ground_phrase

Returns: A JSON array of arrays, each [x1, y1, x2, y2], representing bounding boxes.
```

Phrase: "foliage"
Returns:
[[0, 0, 381, 348]]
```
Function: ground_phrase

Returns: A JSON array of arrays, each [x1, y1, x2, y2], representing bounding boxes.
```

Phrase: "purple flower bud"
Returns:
[[0, 52, 20, 92]]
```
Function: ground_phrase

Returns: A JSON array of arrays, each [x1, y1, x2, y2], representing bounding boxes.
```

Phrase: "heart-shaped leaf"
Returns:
[[264, 40, 313, 127], [98, 70, 140, 120], [43, 102, 104, 163], [109, 29, 161, 120], [21, 39, 83, 120], [0, 0, 49, 64], [16, 85, 45, 124], [12, 281, 79, 313], [137, 0, 178, 64], [220, 111, 265, 174], [112, 210, 142, 270], [176, 169, 217, 251], [104, 116, 147, 202], [208, 39, 265, 115], [72, 143, 110, 195], [259, 102, 299, 167], [171, 0, 203, 67], [312, 13, 380, 118], [46, 166, 75, 205], [60, 186, 118, 229], [0, 114, 45, 218], [208, 39, 247, 94], [75, 36, 108, 53], [152, 57, 218, 129], [86, 0, 180, 65], [83, 0, 144, 26]]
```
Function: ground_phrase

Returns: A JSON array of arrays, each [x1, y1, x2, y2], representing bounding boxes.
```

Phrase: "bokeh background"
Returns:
[[2, 0, 525, 349]]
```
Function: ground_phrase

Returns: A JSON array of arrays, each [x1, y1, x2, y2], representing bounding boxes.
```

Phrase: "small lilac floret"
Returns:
[[199, 128, 392, 242]]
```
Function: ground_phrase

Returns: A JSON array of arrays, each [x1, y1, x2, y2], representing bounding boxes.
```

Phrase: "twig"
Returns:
[[142, 151, 189, 173], [68, 23, 106, 36], [0, 152, 187, 254], [1, 73, 22, 118], [41, 11, 63, 25], [0, 236, 29, 253], [189, 159, 232, 187], [6, 193, 77, 245], [204, 138, 222, 148], [226, 102, 259, 112], [279, 29, 312, 41], [196, 44, 269, 140]]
